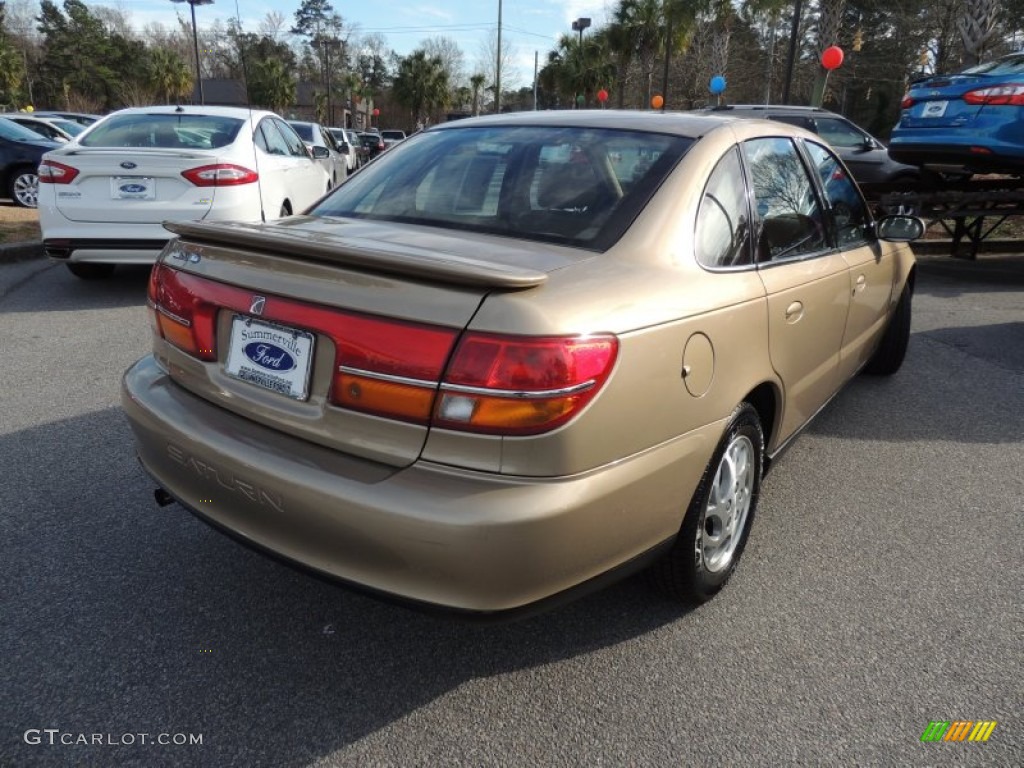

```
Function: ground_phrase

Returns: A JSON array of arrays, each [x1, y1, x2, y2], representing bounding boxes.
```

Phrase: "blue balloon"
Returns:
[[709, 75, 727, 95]]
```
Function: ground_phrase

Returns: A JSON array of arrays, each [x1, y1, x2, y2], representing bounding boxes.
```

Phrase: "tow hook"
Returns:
[[154, 488, 175, 507]]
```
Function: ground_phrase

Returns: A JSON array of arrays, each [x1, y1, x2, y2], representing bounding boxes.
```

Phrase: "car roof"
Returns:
[[698, 104, 839, 117], [428, 109, 746, 139], [101, 105, 277, 120]]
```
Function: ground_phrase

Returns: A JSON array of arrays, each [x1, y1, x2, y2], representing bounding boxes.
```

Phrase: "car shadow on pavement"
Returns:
[[0, 262, 151, 314], [1, 407, 692, 768], [802, 324, 1024, 446]]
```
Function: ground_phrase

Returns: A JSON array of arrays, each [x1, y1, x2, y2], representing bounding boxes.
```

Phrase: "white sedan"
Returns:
[[38, 105, 330, 279]]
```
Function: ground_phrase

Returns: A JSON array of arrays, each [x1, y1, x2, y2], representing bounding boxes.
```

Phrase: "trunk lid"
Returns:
[[50, 147, 218, 223], [902, 74, 994, 128]]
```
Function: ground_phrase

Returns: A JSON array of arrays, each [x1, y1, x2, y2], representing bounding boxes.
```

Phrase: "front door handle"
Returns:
[[854, 274, 866, 294]]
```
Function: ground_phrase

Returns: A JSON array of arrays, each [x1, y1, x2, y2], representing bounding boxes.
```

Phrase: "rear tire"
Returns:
[[649, 403, 764, 603], [66, 262, 115, 280], [864, 283, 911, 375], [10, 169, 39, 208]]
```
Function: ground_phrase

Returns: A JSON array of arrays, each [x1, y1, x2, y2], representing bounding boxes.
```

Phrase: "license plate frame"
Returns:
[[224, 315, 315, 401], [110, 176, 156, 200]]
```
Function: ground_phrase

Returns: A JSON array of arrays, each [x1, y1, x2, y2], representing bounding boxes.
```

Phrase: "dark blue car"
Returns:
[[0, 117, 61, 207], [888, 52, 1024, 175]]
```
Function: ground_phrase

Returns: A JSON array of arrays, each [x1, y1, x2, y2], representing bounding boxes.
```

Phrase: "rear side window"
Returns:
[[271, 118, 309, 158], [813, 118, 867, 148], [311, 126, 692, 251], [695, 147, 751, 268], [80, 114, 242, 149], [743, 137, 827, 262], [255, 120, 292, 156]]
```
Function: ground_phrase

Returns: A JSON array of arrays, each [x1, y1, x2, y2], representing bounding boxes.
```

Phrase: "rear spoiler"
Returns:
[[164, 219, 548, 290]]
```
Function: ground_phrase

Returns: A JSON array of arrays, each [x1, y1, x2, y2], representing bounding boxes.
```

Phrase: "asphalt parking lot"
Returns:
[[1, 253, 1021, 767]]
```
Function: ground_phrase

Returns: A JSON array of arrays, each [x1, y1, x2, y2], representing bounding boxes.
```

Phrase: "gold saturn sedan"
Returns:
[[122, 110, 921, 616]]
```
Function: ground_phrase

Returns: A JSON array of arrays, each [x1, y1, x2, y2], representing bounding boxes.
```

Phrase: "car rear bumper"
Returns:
[[888, 137, 1024, 173], [44, 238, 170, 263], [122, 355, 717, 614]]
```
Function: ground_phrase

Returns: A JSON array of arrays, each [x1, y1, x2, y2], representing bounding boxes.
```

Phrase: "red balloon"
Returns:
[[821, 46, 844, 71], [372, 108, 380, 116], [596, 88, 609, 103]]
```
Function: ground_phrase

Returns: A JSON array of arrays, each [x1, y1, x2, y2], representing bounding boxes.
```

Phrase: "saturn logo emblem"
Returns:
[[250, 296, 266, 316]]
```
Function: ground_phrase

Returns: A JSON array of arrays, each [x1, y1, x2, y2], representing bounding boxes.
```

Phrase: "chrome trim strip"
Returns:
[[150, 300, 191, 328], [337, 365, 437, 389], [440, 380, 596, 399], [337, 365, 598, 399]]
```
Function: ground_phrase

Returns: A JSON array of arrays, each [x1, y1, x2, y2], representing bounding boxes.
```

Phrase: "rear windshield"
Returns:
[[381, 130, 405, 140], [290, 123, 314, 142], [962, 54, 1024, 76], [80, 114, 243, 149], [311, 125, 692, 251], [0, 117, 53, 142]]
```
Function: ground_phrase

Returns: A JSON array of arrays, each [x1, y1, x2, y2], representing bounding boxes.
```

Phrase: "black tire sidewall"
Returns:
[[685, 405, 764, 598]]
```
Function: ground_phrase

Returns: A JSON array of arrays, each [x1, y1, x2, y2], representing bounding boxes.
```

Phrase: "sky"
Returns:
[[78, 0, 616, 89]]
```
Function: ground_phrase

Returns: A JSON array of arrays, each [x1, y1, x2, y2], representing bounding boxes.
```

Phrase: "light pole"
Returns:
[[572, 17, 591, 109], [495, 0, 502, 114], [170, 0, 213, 105], [315, 36, 342, 126]]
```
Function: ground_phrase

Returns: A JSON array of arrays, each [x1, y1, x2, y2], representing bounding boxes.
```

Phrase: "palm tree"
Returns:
[[469, 72, 486, 115], [393, 50, 449, 125], [249, 58, 296, 113], [610, 0, 664, 108], [146, 48, 192, 104]]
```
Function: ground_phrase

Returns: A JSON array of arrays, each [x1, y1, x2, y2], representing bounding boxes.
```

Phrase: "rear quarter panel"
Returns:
[[423, 124, 778, 478]]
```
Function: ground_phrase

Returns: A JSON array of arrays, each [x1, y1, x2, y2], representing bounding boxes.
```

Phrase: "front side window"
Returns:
[[695, 147, 751, 268], [804, 141, 872, 248], [311, 126, 693, 251], [743, 137, 827, 262]]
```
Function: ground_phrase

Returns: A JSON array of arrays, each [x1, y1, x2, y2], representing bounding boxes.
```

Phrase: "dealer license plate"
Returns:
[[921, 101, 948, 118], [224, 315, 315, 400], [111, 176, 156, 199]]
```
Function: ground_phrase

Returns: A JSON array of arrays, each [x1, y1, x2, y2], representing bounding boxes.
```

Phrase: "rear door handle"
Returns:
[[785, 301, 804, 323], [854, 274, 866, 294]]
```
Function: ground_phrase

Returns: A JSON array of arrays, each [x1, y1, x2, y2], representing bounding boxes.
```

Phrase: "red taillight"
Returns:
[[181, 164, 259, 187], [900, 95, 915, 110], [963, 84, 1024, 106], [148, 264, 218, 361], [330, 317, 457, 424], [38, 160, 79, 184], [146, 265, 618, 434], [434, 333, 619, 435]]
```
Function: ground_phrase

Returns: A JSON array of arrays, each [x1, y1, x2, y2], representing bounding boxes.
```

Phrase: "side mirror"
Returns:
[[311, 145, 331, 160], [876, 214, 925, 242], [339, 144, 350, 155]]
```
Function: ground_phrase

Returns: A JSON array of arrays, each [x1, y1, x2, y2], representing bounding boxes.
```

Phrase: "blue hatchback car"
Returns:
[[889, 52, 1024, 175]]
